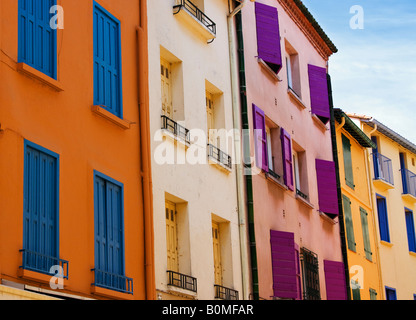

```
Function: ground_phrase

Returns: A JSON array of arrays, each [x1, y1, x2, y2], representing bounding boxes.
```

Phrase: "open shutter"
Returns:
[[342, 134, 354, 189], [376, 197, 390, 242], [281, 128, 294, 191], [308, 64, 330, 124], [255, 2, 282, 73], [252, 104, 268, 172], [342, 195, 356, 252], [270, 230, 298, 299], [94, 176, 108, 275], [360, 207, 373, 260], [324, 260, 347, 300], [316, 159, 339, 217]]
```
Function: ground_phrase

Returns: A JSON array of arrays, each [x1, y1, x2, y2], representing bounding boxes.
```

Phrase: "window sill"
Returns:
[[287, 88, 306, 110], [91, 105, 132, 130], [380, 240, 393, 247], [402, 193, 416, 204], [311, 114, 329, 132], [373, 178, 394, 191], [16, 62, 63, 92], [173, 5, 216, 42], [91, 285, 134, 300], [257, 58, 282, 83], [208, 156, 232, 173], [265, 172, 288, 191], [161, 128, 191, 149], [295, 193, 314, 209], [318, 210, 338, 224]]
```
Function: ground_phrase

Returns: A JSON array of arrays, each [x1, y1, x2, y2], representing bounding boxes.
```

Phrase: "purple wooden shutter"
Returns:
[[252, 104, 268, 172], [324, 260, 347, 300], [308, 64, 330, 124], [316, 159, 339, 216], [281, 128, 294, 190], [270, 230, 298, 299], [255, 2, 282, 74]]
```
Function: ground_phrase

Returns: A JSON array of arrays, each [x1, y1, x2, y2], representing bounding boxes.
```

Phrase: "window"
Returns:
[[405, 208, 416, 253], [360, 207, 373, 261], [300, 248, 320, 300], [285, 41, 301, 98], [342, 134, 354, 189], [369, 288, 378, 300], [161, 59, 173, 119], [18, 0, 57, 79], [93, 2, 123, 118], [292, 143, 309, 200], [385, 287, 397, 300], [265, 122, 284, 181], [212, 221, 222, 286], [22, 141, 60, 276], [93, 171, 131, 294], [376, 195, 390, 242], [342, 195, 356, 252]]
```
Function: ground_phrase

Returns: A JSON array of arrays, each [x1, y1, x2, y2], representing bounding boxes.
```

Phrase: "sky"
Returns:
[[302, 0, 416, 144]]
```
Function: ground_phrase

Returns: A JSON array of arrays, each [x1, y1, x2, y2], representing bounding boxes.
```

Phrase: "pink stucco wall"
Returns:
[[241, 0, 343, 300]]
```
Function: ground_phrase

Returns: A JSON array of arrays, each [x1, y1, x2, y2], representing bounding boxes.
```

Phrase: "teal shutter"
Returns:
[[342, 195, 356, 251], [342, 134, 354, 189], [369, 288, 378, 300], [360, 207, 373, 261], [352, 280, 361, 300]]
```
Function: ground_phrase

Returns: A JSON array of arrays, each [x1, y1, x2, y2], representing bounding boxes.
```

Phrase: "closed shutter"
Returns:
[[405, 210, 416, 253], [376, 196, 390, 242], [342, 134, 354, 189], [308, 64, 330, 124], [255, 2, 282, 73], [360, 207, 373, 260], [342, 195, 356, 252], [252, 104, 268, 172], [270, 230, 298, 299], [23, 143, 59, 272], [166, 201, 178, 272], [18, 0, 57, 78], [324, 260, 347, 300], [281, 128, 294, 191], [316, 159, 339, 217], [94, 3, 122, 117]]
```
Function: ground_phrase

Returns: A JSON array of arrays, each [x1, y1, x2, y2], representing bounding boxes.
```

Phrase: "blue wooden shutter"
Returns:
[[270, 230, 298, 299], [281, 128, 294, 191], [255, 2, 282, 74], [405, 209, 416, 253], [308, 64, 330, 124], [18, 0, 57, 78], [93, 3, 122, 117], [324, 260, 347, 300], [316, 159, 339, 217], [252, 104, 268, 172], [94, 175, 107, 279], [23, 142, 59, 272], [376, 196, 390, 242]]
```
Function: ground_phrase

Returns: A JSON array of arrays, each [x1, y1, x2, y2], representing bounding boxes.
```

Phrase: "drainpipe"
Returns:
[[232, 3, 259, 300], [327, 74, 351, 300], [227, 0, 250, 300]]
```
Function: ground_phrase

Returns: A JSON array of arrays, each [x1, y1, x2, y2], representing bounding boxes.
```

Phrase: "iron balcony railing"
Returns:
[[207, 144, 232, 169], [167, 270, 197, 292], [372, 152, 394, 185], [91, 268, 134, 295], [214, 284, 239, 300], [161, 115, 191, 144], [401, 168, 416, 198], [173, 0, 216, 35], [19, 249, 69, 280]]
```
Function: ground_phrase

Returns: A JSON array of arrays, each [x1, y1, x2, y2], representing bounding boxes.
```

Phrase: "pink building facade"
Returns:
[[237, 0, 347, 300]]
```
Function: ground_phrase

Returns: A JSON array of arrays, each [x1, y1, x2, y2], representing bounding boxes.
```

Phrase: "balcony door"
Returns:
[[212, 222, 222, 285], [206, 91, 215, 146], [166, 201, 178, 273], [161, 59, 173, 118]]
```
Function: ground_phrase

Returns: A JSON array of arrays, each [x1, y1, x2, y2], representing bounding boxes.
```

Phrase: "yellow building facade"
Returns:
[[334, 109, 383, 300]]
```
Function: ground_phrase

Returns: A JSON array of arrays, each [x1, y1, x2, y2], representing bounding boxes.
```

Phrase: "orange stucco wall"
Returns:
[[0, 0, 153, 300]]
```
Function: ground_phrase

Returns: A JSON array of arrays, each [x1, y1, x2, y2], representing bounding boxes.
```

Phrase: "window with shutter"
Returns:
[[342, 134, 355, 189], [360, 207, 373, 261], [23, 141, 59, 274], [405, 208, 416, 253], [252, 104, 268, 172], [255, 2, 282, 74], [342, 195, 356, 252], [18, 0, 57, 79], [308, 64, 330, 124], [93, 2, 123, 118], [281, 128, 294, 191], [376, 195, 390, 242], [385, 287, 397, 300]]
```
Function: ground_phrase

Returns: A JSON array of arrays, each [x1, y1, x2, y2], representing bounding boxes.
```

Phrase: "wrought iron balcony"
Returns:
[[173, 0, 216, 36], [167, 270, 197, 292], [208, 144, 232, 169], [161, 115, 191, 145], [372, 152, 394, 186], [214, 284, 239, 300], [300, 248, 321, 300], [401, 168, 416, 198], [19, 249, 69, 279], [91, 268, 134, 294]]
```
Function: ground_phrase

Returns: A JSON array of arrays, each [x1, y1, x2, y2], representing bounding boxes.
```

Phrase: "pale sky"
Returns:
[[302, 0, 416, 144]]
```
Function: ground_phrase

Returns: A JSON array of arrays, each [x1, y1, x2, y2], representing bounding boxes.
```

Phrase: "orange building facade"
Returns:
[[0, 0, 154, 300]]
